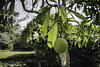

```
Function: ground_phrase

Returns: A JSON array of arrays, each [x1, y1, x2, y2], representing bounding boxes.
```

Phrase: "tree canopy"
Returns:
[[0, 0, 100, 50]]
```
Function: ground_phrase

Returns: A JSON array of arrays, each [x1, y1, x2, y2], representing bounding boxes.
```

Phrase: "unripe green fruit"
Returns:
[[54, 38, 68, 53]]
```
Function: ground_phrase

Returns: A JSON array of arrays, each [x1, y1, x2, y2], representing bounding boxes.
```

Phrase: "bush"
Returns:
[[69, 39, 100, 67], [34, 38, 61, 67]]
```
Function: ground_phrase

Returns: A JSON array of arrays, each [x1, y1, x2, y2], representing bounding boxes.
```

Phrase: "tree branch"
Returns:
[[20, 0, 38, 14], [46, 0, 58, 7], [67, 1, 90, 8]]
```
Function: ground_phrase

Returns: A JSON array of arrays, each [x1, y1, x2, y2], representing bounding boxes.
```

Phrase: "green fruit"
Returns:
[[54, 38, 68, 53]]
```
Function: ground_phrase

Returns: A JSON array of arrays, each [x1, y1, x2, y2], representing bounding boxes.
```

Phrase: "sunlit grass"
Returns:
[[0, 50, 35, 59]]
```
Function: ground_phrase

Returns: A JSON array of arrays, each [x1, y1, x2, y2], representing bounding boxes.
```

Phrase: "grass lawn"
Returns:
[[0, 50, 35, 59]]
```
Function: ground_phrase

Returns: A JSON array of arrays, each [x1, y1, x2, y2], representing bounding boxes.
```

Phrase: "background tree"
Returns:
[[0, 1, 20, 50]]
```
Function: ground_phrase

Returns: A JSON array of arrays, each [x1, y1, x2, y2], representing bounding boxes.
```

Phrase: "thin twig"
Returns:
[[67, 1, 90, 8], [46, 0, 58, 7], [20, 0, 38, 14]]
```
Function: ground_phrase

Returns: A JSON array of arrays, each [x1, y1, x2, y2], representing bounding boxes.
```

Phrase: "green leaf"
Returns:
[[65, 29, 71, 35], [78, 41, 81, 48], [49, 21, 54, 27], [81, 37, 88, 47], [76, 36, 82, 48], [20, 0, 25, 3], [0, 13, 2, 15], [77, 36, 81, 41], [10, 0, 15, 14], [59, 6, 67, 22], [66, 8, 88, 22], [71, 35, 77, 39], [84, 37, 88, 47], [84, 31, 88, 36], [3, 0, 10, 19], [74, 41, 77, 45], [47, 22, 58, 48], [68, 35, 77, 40], [0, 24, 4, 27], [41, 13, 50, 35], [36, 6, 51, 21], [82, 37, 85, 46], [49, 0, 56, 2]]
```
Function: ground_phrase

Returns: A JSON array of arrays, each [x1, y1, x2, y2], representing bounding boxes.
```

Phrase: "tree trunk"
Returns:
[[59, 50, 70, 67], [63, 50, 70, 67]]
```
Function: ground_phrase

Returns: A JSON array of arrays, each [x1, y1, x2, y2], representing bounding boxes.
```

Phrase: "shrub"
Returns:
[[34, 38, 61, 67]]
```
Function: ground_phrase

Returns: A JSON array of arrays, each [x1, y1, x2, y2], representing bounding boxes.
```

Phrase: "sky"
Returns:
[[14, 0, 40, 30]]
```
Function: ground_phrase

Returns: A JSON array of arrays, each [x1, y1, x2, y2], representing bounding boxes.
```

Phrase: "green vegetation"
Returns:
[[0, 0, 100, 67]]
